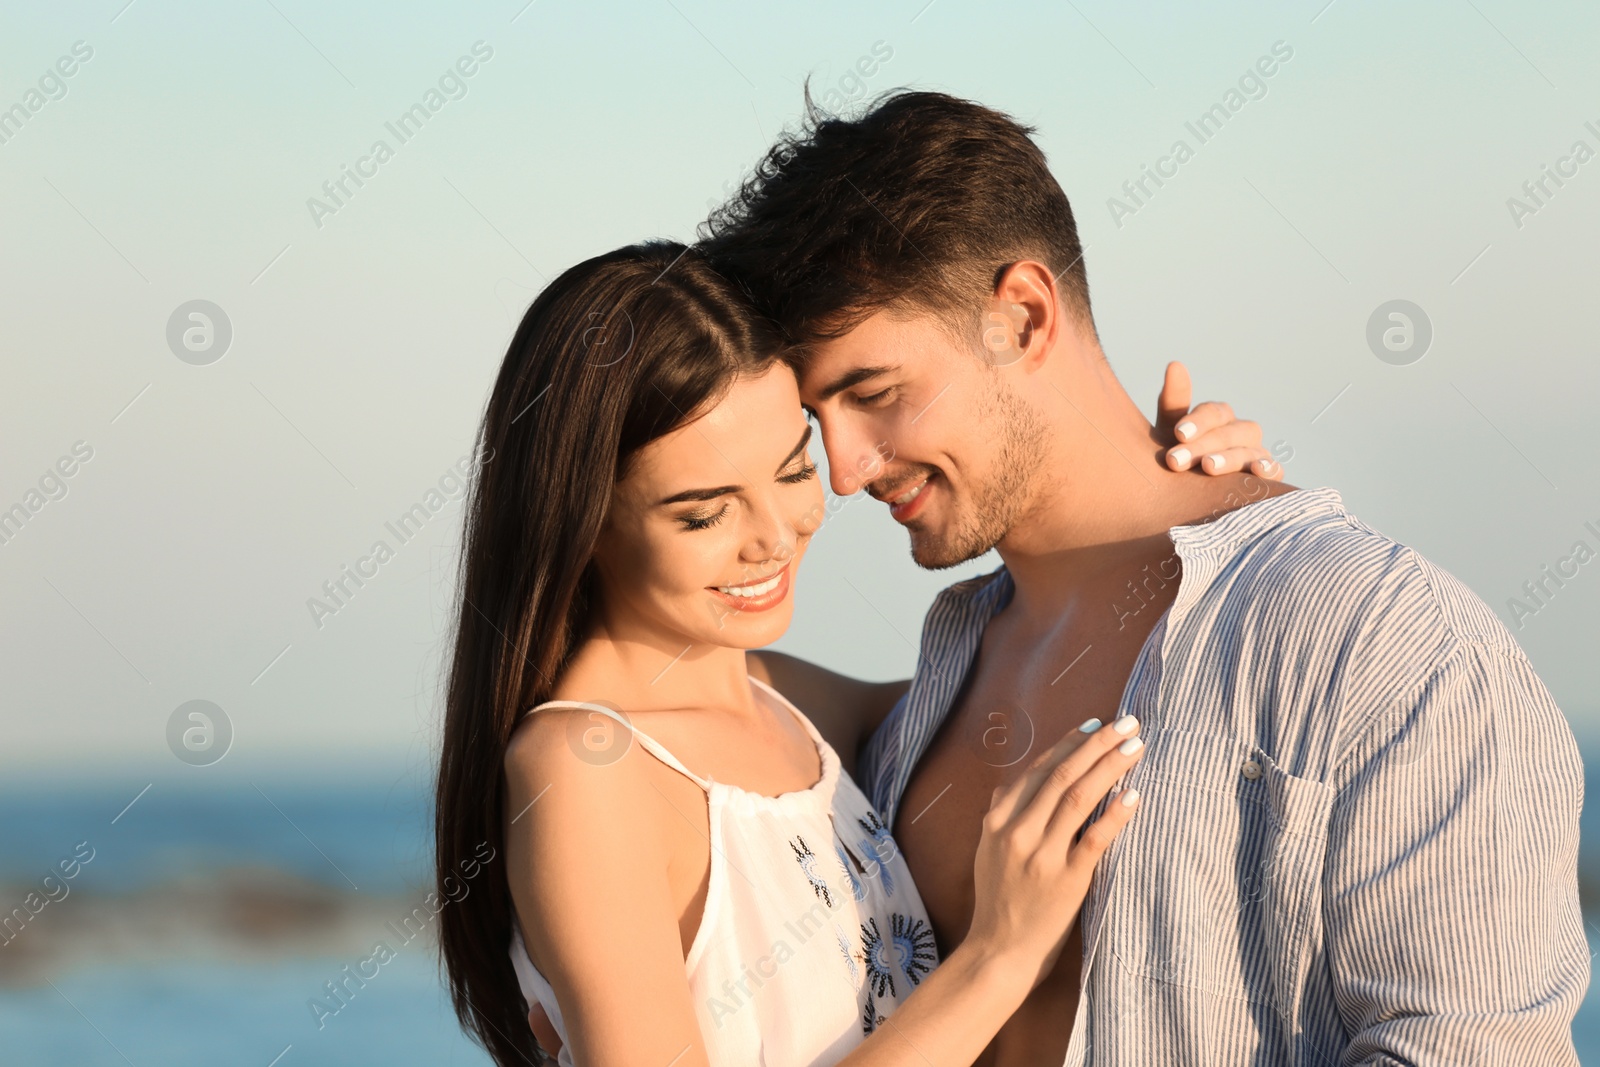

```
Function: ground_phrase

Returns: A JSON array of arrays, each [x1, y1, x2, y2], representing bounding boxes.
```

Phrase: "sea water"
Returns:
[[0, 761, 1594, 1065]]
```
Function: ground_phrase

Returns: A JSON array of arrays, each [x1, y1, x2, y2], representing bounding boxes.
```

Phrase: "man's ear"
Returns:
[[988, 261, 1060, 373], [979, 297, 1033, 368]]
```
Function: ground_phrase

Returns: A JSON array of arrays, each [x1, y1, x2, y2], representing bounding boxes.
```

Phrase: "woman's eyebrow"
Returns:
[[658, 483, 741, 506], [655, 425, 813, 506]]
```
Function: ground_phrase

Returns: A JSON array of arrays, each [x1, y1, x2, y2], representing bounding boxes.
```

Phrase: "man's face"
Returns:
[[797, 306, 1047, 569]]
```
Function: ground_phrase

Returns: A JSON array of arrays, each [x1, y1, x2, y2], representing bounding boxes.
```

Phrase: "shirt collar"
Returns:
[[1169, 485, 1345, 556], [956, 485, 1346, 607]]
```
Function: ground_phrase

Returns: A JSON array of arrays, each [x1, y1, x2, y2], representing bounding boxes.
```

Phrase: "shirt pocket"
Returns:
[[1098, 723, 1335, 1010]]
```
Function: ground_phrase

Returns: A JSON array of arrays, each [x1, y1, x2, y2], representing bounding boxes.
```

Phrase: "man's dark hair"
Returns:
[[698, 89, 1094, 349]]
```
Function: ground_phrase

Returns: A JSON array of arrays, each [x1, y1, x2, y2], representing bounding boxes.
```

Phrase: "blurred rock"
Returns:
[[0, 866, 431, 987]]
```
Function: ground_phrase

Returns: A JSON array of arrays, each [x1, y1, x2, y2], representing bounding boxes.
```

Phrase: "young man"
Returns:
[[699, 92, 1586, 1065]]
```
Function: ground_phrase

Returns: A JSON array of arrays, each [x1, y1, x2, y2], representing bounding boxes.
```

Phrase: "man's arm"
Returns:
[[1323, 641, 1588, 1065], [746, 650, 908, 777]]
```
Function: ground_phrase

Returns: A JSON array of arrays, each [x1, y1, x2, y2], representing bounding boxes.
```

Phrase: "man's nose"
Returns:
[[818, 418, 881, 498]]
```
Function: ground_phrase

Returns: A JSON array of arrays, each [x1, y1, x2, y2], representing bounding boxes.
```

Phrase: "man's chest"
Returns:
[[891, 612, 1162, 951]]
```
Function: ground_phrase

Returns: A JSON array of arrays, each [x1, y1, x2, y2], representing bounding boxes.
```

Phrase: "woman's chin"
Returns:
[[687, 598, 795, 651]]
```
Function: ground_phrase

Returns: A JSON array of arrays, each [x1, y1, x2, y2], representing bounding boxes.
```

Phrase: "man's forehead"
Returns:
[[796, 337, 882, 388], [794, 309, 943, 398]]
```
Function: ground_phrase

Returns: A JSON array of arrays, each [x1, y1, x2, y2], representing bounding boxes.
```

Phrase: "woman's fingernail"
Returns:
[[1176, 421, 1197, 441], [1207, 454, 1225, 472], [1078, 717, 1103, 733], [1259, 458, 1273, 471], [1170, 447, 1191, 469], [1113, 716, 1139, 735], [1118, 737, 1145, 756], [1120, 788, 1141, 808]]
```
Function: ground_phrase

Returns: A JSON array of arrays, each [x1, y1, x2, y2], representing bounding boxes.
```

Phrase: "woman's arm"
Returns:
[[504, 709, 714, 1066], [510, 711, 1146, 1067]]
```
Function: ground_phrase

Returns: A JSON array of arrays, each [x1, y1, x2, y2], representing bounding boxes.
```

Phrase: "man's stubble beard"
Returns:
[[907, 372, 1048, 570]]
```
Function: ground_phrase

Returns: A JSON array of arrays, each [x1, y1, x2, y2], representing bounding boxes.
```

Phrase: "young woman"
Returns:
[[435, 242, 1281, 1067]]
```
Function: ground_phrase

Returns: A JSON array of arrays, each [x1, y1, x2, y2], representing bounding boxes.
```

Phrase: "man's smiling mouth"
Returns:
[[890, 481, 927, 506], [878, 474, 936, 522]]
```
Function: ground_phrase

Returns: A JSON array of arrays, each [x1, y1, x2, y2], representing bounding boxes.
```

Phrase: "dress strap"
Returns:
[[524, 700, 713, 792], [748, 674, 830, 751]]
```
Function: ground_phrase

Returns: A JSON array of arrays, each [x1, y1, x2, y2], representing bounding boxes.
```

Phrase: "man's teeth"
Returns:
[[892, 482, 927, 506], [716, 572, 783, 598]]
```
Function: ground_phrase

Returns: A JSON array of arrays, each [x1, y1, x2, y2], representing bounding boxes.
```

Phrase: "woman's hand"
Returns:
[[1154, 361, 1283, 480], [963, 715, 1145, 987]]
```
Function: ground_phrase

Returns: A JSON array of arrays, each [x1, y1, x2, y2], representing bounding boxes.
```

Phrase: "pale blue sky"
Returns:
[[2, 0, 1596, 778]]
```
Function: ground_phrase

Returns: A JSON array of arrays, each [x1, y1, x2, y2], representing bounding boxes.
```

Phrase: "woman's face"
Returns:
[[591, 364, 824, 651]]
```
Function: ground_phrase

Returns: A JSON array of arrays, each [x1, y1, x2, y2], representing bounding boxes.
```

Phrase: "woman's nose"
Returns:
[[741, 496, 798, 565]]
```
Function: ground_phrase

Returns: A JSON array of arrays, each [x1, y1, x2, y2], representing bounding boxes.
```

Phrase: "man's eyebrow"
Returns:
[[776, 424, 813, 473], [814, 364, 895, 402]]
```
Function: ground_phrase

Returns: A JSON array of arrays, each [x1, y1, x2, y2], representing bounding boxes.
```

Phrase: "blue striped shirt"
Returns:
[[859, 486, 1587, 1064]]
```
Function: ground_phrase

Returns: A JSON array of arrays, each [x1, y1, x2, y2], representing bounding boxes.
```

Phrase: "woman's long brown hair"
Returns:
[[435, 241, 783, 1065]]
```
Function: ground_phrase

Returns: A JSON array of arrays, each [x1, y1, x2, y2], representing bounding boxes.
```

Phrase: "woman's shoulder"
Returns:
[[503, 702, 711, 937], [508, 698, 648, 772], [503, 703, 684, 842]]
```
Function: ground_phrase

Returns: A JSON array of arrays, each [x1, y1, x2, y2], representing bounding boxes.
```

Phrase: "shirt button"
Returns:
[[1240, 759, 1263, 781]]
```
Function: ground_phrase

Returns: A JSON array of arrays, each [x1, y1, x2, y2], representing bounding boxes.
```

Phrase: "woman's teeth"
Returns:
[[716, 572, 782, 598]]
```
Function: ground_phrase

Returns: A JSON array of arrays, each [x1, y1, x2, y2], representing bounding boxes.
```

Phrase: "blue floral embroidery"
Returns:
[[835, 841, 867, 902], [861, 916, 897, 998], [862, 913, 938, 1000], [857, 812, 897, 897], [789, 835, 833, 908], [890, 912, 937, 989]]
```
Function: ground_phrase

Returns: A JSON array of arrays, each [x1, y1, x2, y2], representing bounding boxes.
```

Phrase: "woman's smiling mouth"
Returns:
[[708, 564, 792, 612]]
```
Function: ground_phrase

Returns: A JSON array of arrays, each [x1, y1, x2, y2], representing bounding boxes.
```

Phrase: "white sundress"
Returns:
[[508, 676, 940, 1066]]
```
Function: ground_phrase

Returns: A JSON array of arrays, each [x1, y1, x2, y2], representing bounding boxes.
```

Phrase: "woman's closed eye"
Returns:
[[675, 464, 812, 530], [677, 503, 729, 531], [777, 461, 817, 485]]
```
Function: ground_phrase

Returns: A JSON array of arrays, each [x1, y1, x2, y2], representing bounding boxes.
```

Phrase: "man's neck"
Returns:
[[994, 353, 1293, 625]]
